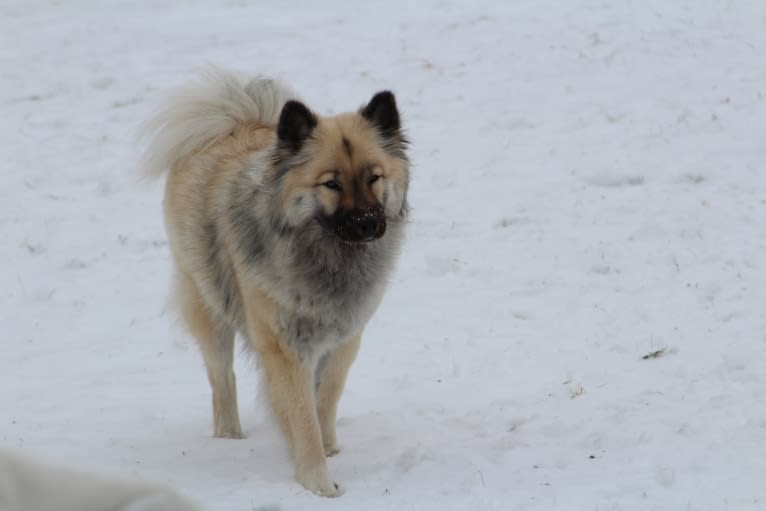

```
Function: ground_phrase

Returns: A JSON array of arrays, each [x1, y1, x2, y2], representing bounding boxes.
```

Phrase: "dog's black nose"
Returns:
[[348, 207, 386, 241], [330, 207, 386, 242], [356, 216, 379, 239]]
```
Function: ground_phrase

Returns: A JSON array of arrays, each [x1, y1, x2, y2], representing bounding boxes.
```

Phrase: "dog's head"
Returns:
[[268, 91, 409, 243]]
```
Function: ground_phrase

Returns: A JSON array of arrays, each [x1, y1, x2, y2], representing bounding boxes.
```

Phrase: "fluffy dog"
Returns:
[[142, 69, 409, 496], [0, 449, 202, 511]]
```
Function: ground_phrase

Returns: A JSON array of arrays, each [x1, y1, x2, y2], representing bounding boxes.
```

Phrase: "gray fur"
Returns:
[[225, 165, 407, 359]]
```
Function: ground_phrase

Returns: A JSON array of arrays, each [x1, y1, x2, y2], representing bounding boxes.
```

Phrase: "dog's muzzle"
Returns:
[[319, 206, 386, 242]]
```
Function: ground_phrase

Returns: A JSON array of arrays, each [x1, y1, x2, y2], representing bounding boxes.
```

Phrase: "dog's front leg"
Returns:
[[316, 333, 361, 457], [248, 318, 340, 497]]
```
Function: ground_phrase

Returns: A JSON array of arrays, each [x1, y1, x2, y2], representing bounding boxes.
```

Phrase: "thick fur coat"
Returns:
[[141, 69, 409, 496]]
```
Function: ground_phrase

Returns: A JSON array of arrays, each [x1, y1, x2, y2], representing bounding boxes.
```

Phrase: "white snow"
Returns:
[[2, 1, 766, 509]]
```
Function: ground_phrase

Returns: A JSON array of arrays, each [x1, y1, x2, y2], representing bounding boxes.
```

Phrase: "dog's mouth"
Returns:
[[317, 207, 387, 243]]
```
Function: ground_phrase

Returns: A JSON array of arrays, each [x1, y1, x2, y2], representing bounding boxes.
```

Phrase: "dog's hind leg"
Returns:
[[177, 271, 244, 439], [315, 334, 361, 457]]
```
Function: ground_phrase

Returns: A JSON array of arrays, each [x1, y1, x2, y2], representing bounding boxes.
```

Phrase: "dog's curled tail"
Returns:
[[140, 67, 298, 179]]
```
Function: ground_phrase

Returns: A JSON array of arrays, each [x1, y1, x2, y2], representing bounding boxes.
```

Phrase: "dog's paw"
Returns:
[[313, 481, 343, 498], [213, 428, 246, 439], [296, 465, 342, 497]]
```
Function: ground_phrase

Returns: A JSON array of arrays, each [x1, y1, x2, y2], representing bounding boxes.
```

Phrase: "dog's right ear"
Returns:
[[277, 100, 317, 151]]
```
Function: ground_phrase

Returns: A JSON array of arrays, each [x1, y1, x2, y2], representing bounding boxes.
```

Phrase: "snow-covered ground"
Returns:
[[2, 1, 765, 509]]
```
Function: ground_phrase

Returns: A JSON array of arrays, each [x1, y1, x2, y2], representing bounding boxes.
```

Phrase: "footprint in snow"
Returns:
[[585, 174, 645, 188]]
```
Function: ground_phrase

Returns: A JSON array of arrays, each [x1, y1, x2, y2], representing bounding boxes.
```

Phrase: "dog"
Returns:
[[0, 449, 203, 511], [141, 69, 410, 496]]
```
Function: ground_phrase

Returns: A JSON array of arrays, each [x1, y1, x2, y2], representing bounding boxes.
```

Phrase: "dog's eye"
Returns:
[[323, 180, 341, 191], [369, 175, 382, 186]]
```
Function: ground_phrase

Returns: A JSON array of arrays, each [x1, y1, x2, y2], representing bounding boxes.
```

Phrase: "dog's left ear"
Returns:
[[361, 91, 400, 138]]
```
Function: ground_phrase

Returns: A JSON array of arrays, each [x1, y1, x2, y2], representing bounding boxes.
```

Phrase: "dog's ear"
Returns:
[[361, 91, 400, 138], [277, 100, 317, 151]]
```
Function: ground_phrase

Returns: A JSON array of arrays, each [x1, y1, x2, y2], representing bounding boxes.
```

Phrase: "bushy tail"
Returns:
[[140, 67, 298, 179]]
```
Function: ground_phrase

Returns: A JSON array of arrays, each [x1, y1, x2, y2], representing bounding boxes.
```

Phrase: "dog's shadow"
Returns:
[[122, 403, 293, 487], [124, 393, 525, 495]]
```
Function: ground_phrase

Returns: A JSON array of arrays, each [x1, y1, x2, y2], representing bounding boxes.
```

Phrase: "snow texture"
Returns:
[[1, 1, 765, 510]]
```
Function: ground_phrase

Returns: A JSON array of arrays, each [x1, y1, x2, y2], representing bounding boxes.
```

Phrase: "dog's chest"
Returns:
[[273, 241, 392, 354], [276, 311, 354, 358]]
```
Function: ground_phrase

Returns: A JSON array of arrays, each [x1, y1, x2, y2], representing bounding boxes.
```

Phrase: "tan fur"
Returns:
[[178, 270, 242, 439], [278, 114, 408, 221], [152, 75, 408, 497], [242, 284, 339, 495], [316, 334, 362, 457], [258, 114, 408, 235]]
